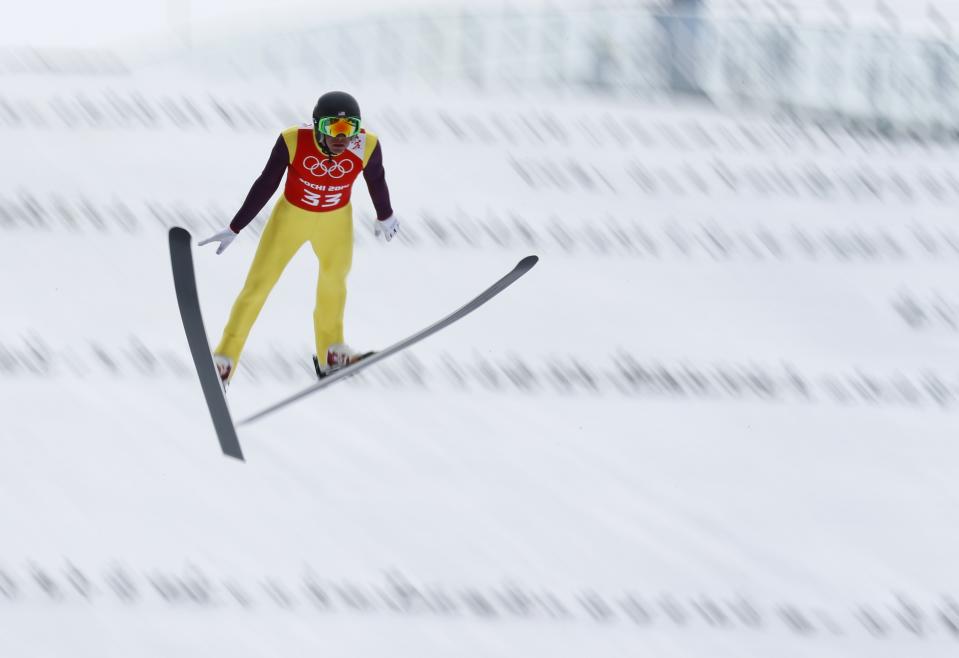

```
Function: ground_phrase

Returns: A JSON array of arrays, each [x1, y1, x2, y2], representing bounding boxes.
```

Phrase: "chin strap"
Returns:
[[314, 129, 335, 161]]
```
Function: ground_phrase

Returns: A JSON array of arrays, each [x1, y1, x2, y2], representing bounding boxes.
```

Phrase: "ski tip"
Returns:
[[169, 226, 192, 242], [518, 255, 539, 270]]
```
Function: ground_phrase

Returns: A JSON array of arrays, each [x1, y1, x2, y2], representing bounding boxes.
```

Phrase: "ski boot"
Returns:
[[212, 354, 234, 391], [313, 343, 374, 379]]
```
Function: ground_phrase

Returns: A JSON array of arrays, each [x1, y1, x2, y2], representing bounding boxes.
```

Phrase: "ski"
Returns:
[[168, 227, 245, 461], [239, 254, 539, 426]]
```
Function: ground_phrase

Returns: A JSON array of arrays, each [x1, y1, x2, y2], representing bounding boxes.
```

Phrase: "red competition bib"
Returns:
[[283, 127, 366, 212]]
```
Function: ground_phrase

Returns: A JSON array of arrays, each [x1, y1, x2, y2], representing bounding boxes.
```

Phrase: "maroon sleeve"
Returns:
[[228, 135, 289, 233], [363, 140, 394, 221]]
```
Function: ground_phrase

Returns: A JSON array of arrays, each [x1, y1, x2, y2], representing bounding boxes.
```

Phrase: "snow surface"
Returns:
[[1, 68, 959, 657]]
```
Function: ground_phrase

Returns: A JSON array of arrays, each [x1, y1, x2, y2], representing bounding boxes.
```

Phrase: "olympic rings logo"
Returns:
[[303, 156, 355, 179]]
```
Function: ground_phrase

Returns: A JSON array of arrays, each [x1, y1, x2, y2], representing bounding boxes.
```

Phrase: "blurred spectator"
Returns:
[[659, 0, 707, 97]]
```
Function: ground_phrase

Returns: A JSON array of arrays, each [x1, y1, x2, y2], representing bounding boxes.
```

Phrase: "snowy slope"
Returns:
[[1, 71, 959, 658]]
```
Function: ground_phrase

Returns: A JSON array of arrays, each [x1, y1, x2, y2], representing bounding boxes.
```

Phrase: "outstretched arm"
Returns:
[[362, 141, 394, 221], [228, 135, 290, 233]]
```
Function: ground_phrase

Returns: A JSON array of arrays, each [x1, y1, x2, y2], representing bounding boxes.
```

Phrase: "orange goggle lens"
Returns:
[[316, 116, 361, 137]]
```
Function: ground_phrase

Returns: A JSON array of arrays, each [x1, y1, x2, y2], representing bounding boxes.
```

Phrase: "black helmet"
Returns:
[[312, 91, 360, 121]]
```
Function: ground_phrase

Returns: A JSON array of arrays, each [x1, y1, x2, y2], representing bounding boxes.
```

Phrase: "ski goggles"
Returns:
[[315, 115, 361, 138]]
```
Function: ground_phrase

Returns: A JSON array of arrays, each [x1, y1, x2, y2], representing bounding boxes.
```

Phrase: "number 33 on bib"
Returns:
[[286, 135, 365, 212]]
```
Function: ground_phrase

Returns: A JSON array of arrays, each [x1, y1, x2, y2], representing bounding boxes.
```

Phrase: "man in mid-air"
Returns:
[[199, 90, 399, 386]]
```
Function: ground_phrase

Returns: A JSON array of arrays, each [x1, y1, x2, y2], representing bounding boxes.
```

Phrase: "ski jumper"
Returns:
[[215, 124, 393, 370]]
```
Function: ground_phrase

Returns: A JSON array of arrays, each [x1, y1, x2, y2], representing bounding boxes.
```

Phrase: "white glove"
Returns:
[[374, 215, 400, 242], [198, 227, 237, 255]]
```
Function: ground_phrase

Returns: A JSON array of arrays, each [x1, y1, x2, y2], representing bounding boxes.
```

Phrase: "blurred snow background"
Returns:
[[1, 1, 959, 657]]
